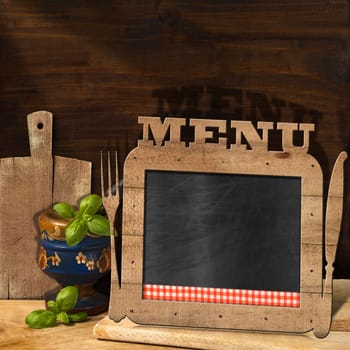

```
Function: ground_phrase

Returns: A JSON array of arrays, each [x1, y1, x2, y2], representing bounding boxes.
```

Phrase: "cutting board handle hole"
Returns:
[[37, 122, 44, 130]]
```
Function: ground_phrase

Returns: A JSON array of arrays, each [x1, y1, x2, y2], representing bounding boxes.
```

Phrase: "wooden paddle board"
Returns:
[[0, 111, 92, 299]]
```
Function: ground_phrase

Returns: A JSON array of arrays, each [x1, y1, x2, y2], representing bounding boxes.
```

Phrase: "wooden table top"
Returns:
[[2, 280, 350, 350], [0, 300, 186, 350]]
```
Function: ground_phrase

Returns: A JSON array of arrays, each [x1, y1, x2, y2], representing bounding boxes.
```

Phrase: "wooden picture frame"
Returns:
[[106, 117, 347, 339]]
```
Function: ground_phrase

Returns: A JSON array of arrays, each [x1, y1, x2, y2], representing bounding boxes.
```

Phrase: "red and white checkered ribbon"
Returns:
[[143, 284, 300, 308]]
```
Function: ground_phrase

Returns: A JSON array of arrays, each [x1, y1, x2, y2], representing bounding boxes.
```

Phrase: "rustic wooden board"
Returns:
[[94, 280, 350, 350], [53, 155, 92, 205], [0, 111, 91, 299], [94, 316, 350, 350]]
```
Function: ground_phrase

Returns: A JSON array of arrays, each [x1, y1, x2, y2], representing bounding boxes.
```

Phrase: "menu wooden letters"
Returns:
[[138, 116, 315, 152]]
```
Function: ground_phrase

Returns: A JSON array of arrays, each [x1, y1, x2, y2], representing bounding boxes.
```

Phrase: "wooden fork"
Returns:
[[100, 150, 120, 290]]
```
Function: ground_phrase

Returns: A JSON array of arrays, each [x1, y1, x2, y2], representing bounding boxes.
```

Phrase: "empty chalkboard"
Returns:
[[143, 170, 301, 294]]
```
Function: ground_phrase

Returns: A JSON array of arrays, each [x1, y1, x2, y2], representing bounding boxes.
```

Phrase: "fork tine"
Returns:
[[107, 151, 112, 196], [115, 151, 119, 196], [100, 150, 105, 197]]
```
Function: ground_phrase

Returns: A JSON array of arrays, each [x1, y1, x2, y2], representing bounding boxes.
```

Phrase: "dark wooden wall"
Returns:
[[1, 1, 350, 277]]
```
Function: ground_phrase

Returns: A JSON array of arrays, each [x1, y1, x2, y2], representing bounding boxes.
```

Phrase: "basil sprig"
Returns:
[[53, 194, 114, 247], [24, 310, 57, 329], [25, 286, 88, 329]]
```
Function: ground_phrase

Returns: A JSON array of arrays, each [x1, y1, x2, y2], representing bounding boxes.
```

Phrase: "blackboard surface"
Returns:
[[143, 170, 301, 293]]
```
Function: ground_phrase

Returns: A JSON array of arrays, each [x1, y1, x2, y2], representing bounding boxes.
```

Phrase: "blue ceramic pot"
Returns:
[[38, 209, 111, 315], [39, 235, 111, 286]]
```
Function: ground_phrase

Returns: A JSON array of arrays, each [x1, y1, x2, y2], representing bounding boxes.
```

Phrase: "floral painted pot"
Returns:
[[38, 209, 111, 315]]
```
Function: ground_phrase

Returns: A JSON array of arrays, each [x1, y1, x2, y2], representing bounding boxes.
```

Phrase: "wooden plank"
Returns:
[[332, 279, 350, 331], [94, 280, 350, 350], [94, 315, 350, 350]]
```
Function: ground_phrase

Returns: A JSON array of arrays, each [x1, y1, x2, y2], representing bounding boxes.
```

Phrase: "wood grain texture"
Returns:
[[1, 291, 349, 350], [324, 151, 348, 295], [53, 155, 92, 205], [0, 111, 55, 299], [95, 315, 349, 350], [111, 118, 346, 338], [0, 111, 92, 299], [0, 300, 177, 350], [0, 1, 349, 276], [94, 280, 350, 350]]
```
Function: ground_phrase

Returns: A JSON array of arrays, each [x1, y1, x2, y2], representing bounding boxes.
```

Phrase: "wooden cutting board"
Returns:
[[0, 111, 92, 299]]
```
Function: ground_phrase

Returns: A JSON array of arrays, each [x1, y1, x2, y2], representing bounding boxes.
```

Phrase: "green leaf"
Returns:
[[79, 194, 102, 215], [53, 202, 76, 219], [57, 311, 70, 324], [56, 286, 79, 312], [68, 311, 88, 323], [47, 300, 59, 314], [82, 213, 93, 222], [87, 215, 110, 236], [65, 218, 88, 246], [25, 310, 57, 329]]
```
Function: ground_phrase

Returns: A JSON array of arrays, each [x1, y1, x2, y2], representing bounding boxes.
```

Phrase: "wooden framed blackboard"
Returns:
[[107, 117, 347, 339]]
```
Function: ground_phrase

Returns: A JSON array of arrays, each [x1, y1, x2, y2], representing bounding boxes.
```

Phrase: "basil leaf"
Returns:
[[68, 311, 88, 323], [47, 300, 59, 314], [57, 311, 70, 324], [79, 194, 102, 215], [25, 310, 56, 329], [53, 202, 75, 219], [65, 218, 88, 246], [87, 215, 110, 236], [56, 286, 79, 312], [82, 213, 93, 222]]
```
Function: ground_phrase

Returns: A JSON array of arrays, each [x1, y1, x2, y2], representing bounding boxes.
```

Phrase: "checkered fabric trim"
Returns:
[[143, 284, 300, 308]]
